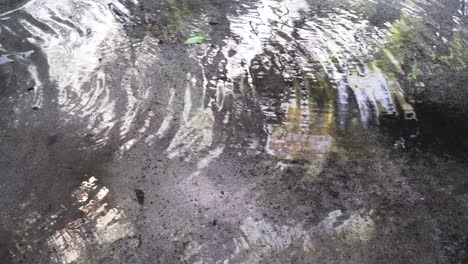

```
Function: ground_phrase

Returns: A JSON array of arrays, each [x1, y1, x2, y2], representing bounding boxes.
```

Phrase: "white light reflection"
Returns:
[[1, 0, 159, 154], [49, 176, 135, 264]]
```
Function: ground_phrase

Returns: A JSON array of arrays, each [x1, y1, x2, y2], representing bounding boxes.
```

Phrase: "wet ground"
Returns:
[[0, 0, 468, 263]]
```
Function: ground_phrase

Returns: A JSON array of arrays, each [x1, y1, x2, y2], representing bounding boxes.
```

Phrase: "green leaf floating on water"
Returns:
[[184, 33, 208, 45]]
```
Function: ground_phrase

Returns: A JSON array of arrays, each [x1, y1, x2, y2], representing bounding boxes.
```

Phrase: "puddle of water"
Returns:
[[1, 0, 467, 263]]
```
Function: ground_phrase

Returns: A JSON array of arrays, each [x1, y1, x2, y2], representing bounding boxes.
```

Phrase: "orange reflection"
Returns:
[[267, 78, 335, 160]]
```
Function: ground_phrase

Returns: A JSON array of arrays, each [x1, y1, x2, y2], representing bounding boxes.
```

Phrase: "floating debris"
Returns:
[[184, 33, 209, 45], [0, 50, 34, 65]]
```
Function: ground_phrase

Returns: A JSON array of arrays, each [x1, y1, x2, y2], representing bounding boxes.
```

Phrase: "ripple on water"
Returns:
[[190, 0, 440, 166], [0, 0, 164, 154], [190, 0, 386, 162]]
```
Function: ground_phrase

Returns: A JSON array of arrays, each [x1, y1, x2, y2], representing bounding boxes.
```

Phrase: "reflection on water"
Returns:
[[0, 0, 160, 154], [0, 0, 462, 155], [165, 74, 215, 160], [49, 176, 135, 264], [265, 78, 335, 160], [221, 210, 375, 263], [205, 0, 389, 165], [8, 176, 135, 263], [0, 0, 427, 162]]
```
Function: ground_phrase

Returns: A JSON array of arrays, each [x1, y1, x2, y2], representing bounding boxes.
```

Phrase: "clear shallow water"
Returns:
[[0, 0, 467, 263]]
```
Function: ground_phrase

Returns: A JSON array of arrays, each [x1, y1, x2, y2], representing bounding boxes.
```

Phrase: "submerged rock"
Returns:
[[135, 189, 145, 205]]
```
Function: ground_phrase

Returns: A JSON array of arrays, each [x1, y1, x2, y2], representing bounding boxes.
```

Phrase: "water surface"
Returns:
[[0, 0, 467, 263]]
